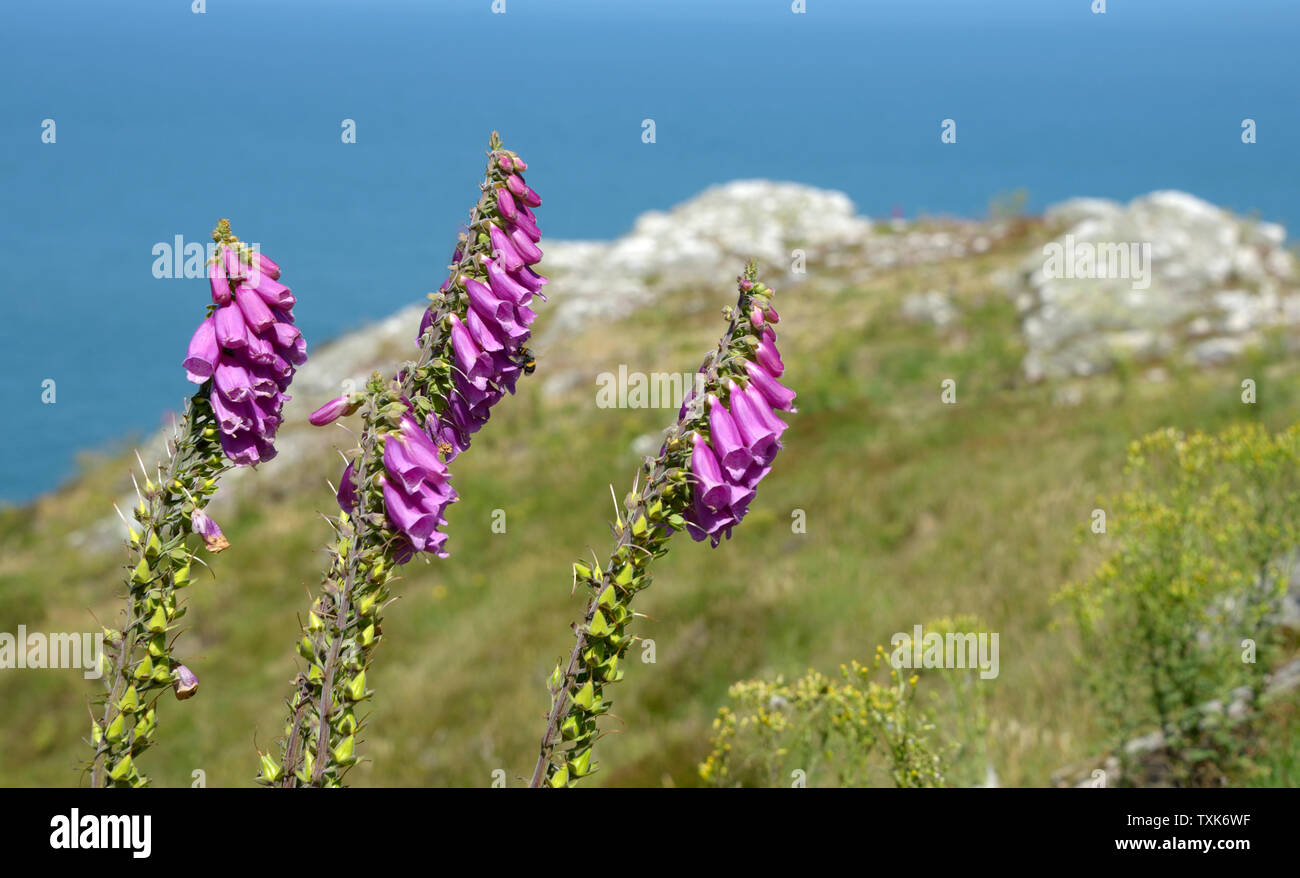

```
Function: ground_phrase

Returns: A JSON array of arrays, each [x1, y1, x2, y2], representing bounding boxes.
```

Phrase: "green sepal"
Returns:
[[130, 558, 153, 584], [105, 712, 125, 743], [345, 670, 368, 702], [548, 765, 570, 788], [587, 610, 611, 638], [571, 680, 595, 711], [259, 752, 283, 783], [108, 754, 134, 782], [147, 606, 168, 633], [332, 735, 357, 765]]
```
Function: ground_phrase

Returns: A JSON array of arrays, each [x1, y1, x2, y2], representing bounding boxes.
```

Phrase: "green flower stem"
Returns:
[[268, 132, 530, 787], [90, 392, 230, 787], [529, 264, 770, 788]]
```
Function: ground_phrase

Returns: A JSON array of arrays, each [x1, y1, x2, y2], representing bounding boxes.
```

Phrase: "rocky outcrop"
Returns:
[[1007, 191, 1298, 382]]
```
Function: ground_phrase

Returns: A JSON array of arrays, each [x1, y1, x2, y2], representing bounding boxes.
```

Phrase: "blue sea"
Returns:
[[1, 0, 1296, 502]]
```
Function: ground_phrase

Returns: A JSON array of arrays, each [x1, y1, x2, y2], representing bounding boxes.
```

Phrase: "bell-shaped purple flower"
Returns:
[[690, 432, 746, 511], [707, 395, 754, 480], [508, 226, 543, 265], [755, 333, 784, 378], [488, 224, 524, 272], [482, 256, 532, 305], [745, 360, 797, 412], [214, 302, 248, 349], [208, 259, 232, 305], [184, 317, 220, 382], [728, 380, 783, 464], [448, 313, 496, 388], [496, 187, 518, 221], [234, 282, 276, 333]]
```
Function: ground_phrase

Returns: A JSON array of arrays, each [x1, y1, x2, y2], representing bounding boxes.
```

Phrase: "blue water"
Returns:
[[2, 0, 1297, 501]]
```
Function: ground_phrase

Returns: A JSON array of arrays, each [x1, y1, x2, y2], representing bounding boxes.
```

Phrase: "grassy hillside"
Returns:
[[3, 220, 1298, 787]]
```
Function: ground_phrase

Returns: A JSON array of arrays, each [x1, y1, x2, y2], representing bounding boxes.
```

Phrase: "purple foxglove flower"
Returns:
[[745, 360, 797, 412], [242, 274, 295, 309], [398, 416, 450, 481], [210, 392, 252, 436], [488, 224, 524, 272], [514, 299, 537, 328], [222, 246, 248, 282], [482, 256, 532, 305], [498, 154, 515, 173], [213, 302, 248, 349], [416, 306, 434, 343], [738, 460, 772, 489], [244, 365, 280, 399], [172, 664, 199, 700], [190, 508, 229, 553], [689, 432, 745, 511], [496, 187, 519, 221], [505, 175, 541, 207], [381, 477, 453, 553], [271, 322, 308, 365], [219, 429, 262, 466], [728, 380, 782, 463], [383, 435, 434, 494], [452, 378, 497, 417], [765, 305, 780, 324], [309, 395, 354, 426], [337, 461, 358, 511], [208, 259, 232, 305], [465, 278, 515, 325], [740, 380, 789, 443], [448, 313, 495, 387], [707, 395, 754, 480], [243, 332, 277, 365], [253, 251, 281, 280], [427, 414, 466, 462], [509, 211, 542, 243], [749, 306, 764, 328], [184, 317, 220, 382], [508, 226, 543, 265], [466, 307, 505, 353], [755, 335, 784, 378], [213, 359, 253, 403], [510, 264, 548, 296], [489, 351, 522, 395], [234, 283, 276, 333], [685, 495, 737, 546], [466, 280, 529, 341]]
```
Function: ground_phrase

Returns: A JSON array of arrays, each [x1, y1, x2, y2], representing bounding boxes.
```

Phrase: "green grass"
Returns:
[[2, 227, 1297, 787]]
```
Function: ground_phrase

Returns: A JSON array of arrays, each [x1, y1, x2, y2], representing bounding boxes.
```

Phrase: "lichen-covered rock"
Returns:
[[1009, 190, 1298, 382]]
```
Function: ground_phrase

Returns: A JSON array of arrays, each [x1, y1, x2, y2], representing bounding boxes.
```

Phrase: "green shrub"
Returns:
[[1057, 423, 1300, 785]]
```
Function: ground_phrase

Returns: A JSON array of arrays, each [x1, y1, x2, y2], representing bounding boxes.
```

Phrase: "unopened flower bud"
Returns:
[[308, 395, 362, 427]]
